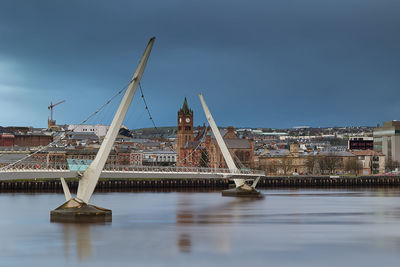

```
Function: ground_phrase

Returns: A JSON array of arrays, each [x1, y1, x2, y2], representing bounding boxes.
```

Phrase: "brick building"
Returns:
[[176, 98, 254, 168], [32, 148, 143, 168], [14, 133, 53, 147], [177, 98, 195, 166], [0, 133, 52, 147], [0, 134, 15, 146]]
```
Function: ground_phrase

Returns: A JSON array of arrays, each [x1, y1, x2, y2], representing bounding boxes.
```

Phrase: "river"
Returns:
[[1, 188, 400, 266]]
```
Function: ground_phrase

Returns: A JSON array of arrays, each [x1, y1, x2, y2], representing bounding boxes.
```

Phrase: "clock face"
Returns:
[[185, 117, 191, 123], [179, 118, 182, 123]]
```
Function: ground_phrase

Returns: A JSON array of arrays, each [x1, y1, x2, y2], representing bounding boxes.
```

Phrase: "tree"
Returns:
[[386, 157, 400, 172], [306, 155, 322, 175], [198, 149, 209, 168], [385, 157, 393, 172], [320, 154, 341, 174], [368, 156, 381, 174], [344, 157, 362, 175], [395, 160, 400, 171], [266, 160, 279, 176], [278, 157, 293, 175], [305, 155, 316, 174]]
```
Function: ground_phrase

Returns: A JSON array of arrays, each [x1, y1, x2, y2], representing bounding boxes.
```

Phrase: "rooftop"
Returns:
[[225, 139, 251, 149], [319, 151, 355, 157], [351, 150, 385, 156]]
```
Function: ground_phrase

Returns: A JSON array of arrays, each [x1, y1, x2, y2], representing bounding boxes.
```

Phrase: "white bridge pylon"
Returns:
[[198, 93, 260, 190], [74, 37, 155, 204]]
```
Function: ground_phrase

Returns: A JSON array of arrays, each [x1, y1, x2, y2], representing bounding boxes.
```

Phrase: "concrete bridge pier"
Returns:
[[50, 198, 111, 223], [221, 176, 263, 198]]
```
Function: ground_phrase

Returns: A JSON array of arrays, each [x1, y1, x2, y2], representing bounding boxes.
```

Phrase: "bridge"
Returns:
[[0, 37, 264, 221], [0, 165, 264, 180]]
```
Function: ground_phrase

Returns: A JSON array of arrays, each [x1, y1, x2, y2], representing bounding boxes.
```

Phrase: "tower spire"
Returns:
[[179, 97, 193, 115]]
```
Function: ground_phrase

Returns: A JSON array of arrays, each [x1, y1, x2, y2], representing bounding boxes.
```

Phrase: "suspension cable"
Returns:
[[139, 82, 158, 132], [1, 80, 212, 171], [0, 80, 133, 171], [138, 82, 209, 167], [138, 82, 177, 153]]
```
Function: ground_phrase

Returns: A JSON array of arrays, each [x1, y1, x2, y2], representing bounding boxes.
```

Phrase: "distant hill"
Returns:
[[130, 126, 177, 138]]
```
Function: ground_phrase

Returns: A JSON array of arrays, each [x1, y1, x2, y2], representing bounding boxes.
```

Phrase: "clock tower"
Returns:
[[177, 97, 194, 166]]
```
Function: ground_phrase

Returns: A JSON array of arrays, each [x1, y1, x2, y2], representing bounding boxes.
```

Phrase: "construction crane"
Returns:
[[48, 100, 65, 128]]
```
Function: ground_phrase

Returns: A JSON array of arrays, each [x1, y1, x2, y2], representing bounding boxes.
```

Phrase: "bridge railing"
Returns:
[[1, 162, 265, 175], [0, 163, 69, 171], [102, 165, 265, 175]]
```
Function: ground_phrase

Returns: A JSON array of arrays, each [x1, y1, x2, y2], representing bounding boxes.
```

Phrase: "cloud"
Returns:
[[0, 0, 400, 128], [0, 58, 24, 85]]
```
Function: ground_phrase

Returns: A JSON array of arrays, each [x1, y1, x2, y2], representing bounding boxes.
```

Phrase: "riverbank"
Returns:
[[1, 176, 400, 191]]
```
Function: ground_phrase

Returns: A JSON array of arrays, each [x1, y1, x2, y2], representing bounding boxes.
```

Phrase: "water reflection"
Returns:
[[4, 189, 400, 266], [177, 233, 191, 253], [58, 223, 105, 262], [176, 195, 264, 253], [51, 197, 264, 258]]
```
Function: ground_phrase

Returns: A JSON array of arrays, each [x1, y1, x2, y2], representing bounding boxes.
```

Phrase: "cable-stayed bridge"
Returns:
[[0, 165, 264, 180], [1, 37, 264, 222]]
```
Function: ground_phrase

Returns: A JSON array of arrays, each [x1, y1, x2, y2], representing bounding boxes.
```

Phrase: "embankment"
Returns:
[[1, 176, 400, 192]]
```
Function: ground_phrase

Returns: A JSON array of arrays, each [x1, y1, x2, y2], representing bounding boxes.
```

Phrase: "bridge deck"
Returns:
[[0, 166, 264, 180]]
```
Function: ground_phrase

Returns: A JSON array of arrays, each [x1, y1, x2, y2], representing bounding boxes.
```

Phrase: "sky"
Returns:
[[0, 0, 399, 129]]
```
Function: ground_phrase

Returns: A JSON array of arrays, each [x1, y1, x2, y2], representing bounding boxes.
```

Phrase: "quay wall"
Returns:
[[1, 176, 400, 191], [257, 176, 400, 187], [0, 178, 229, 191]]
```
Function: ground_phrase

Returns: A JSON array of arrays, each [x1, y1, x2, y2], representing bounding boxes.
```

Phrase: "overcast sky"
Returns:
[[0, 0, 399, 129]]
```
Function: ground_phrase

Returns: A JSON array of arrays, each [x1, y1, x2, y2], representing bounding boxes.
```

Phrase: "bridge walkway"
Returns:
[[0, 165, 265, 180]]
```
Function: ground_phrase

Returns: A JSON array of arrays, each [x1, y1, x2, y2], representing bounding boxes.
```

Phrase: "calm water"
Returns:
[[2, 188, 400, 266]]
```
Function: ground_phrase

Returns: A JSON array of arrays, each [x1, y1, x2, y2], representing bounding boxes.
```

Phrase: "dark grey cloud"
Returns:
[[0, 0, 399, 128]]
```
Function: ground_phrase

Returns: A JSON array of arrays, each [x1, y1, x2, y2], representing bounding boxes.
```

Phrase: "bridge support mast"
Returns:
[[51, 37, 156, 222], [198, 93, 262, 197]]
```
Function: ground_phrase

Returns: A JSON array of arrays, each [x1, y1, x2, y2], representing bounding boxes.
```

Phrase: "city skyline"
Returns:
[[1, 0, 399, 129]]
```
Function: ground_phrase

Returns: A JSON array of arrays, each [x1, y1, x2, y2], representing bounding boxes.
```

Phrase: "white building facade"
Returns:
[[142, 150, 177, 165], [68, 124, 110, 138], [374, 121, 400, 163]]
